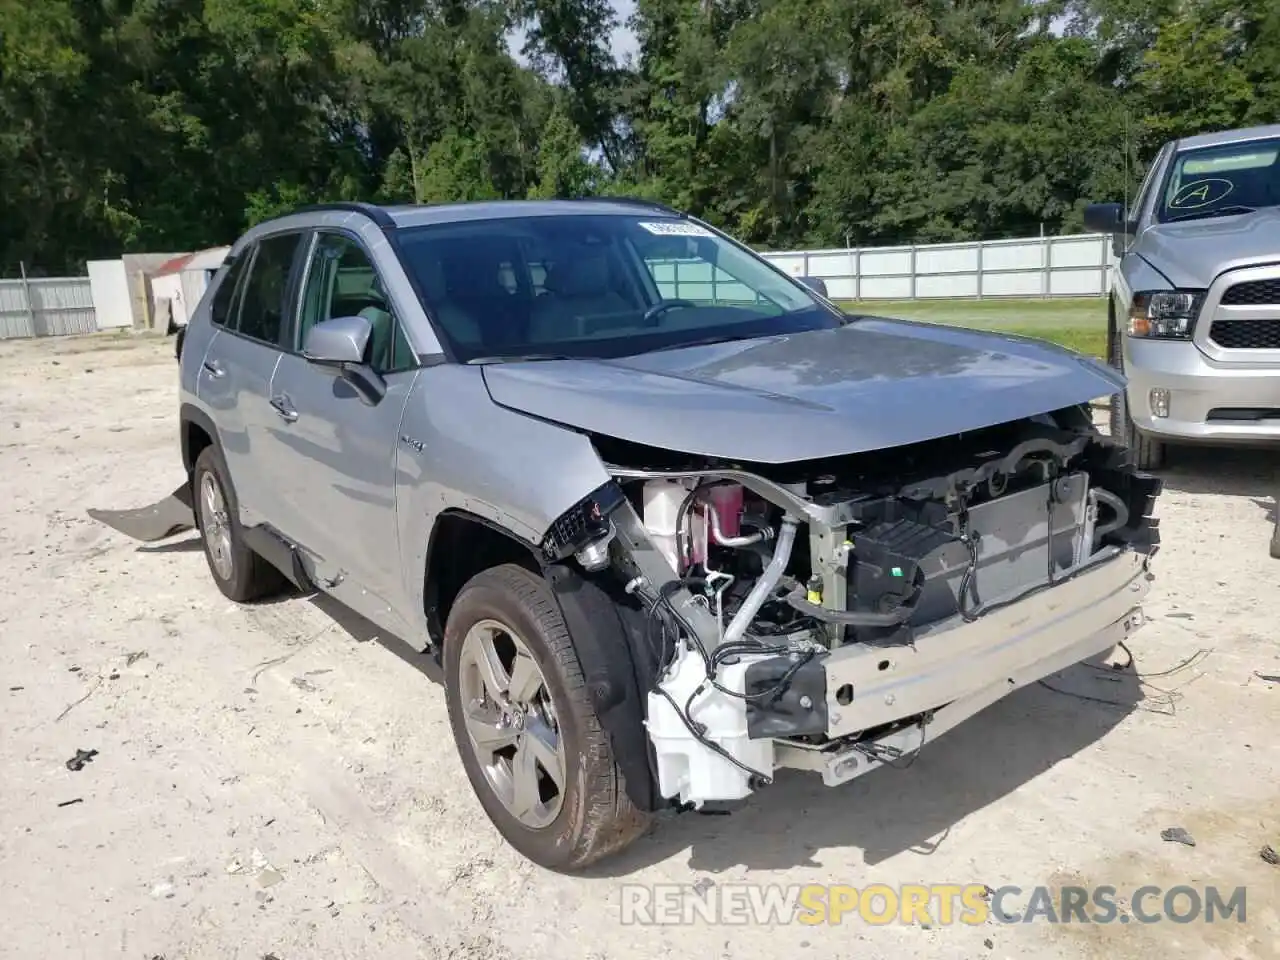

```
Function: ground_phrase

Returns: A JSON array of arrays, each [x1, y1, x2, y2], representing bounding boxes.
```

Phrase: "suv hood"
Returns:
[[480, 319, 1122, 463], [1137, 207, 1280, 288]]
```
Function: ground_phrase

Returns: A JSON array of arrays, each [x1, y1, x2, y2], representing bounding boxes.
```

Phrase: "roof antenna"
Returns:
[[1124, 109, 1131, 219]]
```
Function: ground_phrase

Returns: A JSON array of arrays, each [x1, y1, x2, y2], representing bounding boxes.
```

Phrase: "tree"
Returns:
[[529, 105, 597, 198], [3, 0, 1279, 274]]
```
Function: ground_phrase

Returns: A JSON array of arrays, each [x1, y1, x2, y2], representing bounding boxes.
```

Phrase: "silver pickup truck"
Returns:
[[1085, 124, 1280, 486]]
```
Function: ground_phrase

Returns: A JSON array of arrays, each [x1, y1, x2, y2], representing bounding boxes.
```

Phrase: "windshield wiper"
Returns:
[[1165, 204, 1257, 223]]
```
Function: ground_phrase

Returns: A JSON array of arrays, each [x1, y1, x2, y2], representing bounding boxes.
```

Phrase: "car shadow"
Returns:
[[254, 581, 445, 685], [1156, 445, 1279, 502], [137, 537, 205, 554], [141, 535, 445, 682], [307, 591, 444, 684], [584, 656, 1146, 876]]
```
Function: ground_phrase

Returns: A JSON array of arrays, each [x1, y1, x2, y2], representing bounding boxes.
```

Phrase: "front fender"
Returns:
[[394, 365, 614, 639], [1116, 251, 1175, 310]]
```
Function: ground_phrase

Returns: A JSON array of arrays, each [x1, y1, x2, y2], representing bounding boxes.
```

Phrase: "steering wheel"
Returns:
[[642, 299, 698, 325]]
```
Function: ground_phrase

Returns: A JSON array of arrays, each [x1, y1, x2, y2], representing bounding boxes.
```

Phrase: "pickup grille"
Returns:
[[1208, 318, 1280, 349], [1221, 279, 1280, 305]]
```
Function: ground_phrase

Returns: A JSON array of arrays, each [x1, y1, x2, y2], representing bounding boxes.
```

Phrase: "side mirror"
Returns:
[[1083, 202, 1127, 235], [797, 276, 829, 298], [303, 315, 371, 367]]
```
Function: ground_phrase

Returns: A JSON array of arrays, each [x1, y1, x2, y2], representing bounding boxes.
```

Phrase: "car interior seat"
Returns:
[[529, 252, 634, 342], [358, 275, 395, 370], [416, 254, 483, 348], [442, 242, 527, 348]]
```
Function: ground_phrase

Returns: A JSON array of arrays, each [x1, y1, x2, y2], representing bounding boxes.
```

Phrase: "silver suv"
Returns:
[[93, 199, 1161, 870], [1085, 123, 1280, 473]]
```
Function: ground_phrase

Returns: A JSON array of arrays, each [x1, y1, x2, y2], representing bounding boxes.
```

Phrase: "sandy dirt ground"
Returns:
[[1, 332, 1278, 960]]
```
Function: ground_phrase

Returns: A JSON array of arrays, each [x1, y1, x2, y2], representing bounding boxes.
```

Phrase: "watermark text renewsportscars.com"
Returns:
[[619, 883, 1248, 926]]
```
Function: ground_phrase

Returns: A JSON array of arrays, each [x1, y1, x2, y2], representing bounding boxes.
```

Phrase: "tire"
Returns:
[[1270, 508, 1280, 560], [1108, 320, 1166, 470], [192, 445, 287, 603], [443, 563, 649, 871]]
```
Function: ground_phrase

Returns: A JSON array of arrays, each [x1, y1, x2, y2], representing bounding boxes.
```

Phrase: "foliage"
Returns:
[[2, 0, 1278, 274]]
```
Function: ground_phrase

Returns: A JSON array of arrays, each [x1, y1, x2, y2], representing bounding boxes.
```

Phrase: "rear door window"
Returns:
[[209, 255, 250, 329], [236, 232, 304, 346]]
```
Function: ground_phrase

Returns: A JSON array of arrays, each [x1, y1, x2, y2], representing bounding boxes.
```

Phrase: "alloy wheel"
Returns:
[[456, 619, 567, 829], [200, 472, 234, 581]]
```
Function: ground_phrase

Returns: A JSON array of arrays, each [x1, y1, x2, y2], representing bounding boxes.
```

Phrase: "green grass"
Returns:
[[835, 297, 1108, 358]]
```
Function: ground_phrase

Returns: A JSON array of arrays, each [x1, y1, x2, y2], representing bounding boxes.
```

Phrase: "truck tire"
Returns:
[[443, 563, 649, 871], [192, 446, 287, 603], [1108, 324, 1166, 470]]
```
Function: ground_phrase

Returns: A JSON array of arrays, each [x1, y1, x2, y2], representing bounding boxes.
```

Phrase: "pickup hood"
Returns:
[[1137, 207, 1280, 288], [480, 319, 1123, 463]]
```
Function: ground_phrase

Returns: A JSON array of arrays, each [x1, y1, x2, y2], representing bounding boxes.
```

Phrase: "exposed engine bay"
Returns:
[[546, 404, 1161, 810]]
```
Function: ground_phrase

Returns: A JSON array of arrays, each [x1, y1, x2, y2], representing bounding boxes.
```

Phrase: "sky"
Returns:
[[511, 1, 1071, 67], [609, 0, 640, 63], [507, 0, 639, 66]]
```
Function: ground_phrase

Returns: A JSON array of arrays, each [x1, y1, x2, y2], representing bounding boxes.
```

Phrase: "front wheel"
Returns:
[[1108, 322, 1166, 470], [192, 446, 287, 603], [443, 564, 649, 871]]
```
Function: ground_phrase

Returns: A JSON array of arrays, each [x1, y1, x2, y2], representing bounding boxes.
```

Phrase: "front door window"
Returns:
[[297, 233, 414, 373]]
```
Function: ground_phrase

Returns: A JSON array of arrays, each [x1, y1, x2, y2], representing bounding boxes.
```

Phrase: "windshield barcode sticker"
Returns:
[[638, 221, 714, 237]]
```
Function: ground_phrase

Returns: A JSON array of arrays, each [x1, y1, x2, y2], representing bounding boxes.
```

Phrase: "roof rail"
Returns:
[[571, 195, 684, 217], [290, 201, 396, 230]]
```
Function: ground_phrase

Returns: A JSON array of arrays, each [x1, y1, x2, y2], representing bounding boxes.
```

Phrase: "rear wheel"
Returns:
[[443, 563, 648, 871], [1108, 317, 1166, 470], [192, 446, 287, 602]]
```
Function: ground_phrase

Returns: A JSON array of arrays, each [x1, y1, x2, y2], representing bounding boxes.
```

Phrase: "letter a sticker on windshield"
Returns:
[[638, 221, 715, 237], [1170, 178, 1233, 209]]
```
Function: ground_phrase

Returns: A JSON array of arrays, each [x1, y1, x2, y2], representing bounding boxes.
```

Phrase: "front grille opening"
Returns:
[[1206, 408, 1280, 422], [1209, 318, 1280, 349], [1222, 279, 1280, 306]]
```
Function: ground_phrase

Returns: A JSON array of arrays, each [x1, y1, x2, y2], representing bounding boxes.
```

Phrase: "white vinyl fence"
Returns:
[[0, 275, 97, 339], [758, 232, 1115, 301]]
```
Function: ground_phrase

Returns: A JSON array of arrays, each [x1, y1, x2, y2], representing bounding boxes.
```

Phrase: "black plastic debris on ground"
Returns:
[[1261, 845, 1278, 866], [1161, 826, 1196, 847], [57, 798, 83, 808], [65, 748, 98, 772]]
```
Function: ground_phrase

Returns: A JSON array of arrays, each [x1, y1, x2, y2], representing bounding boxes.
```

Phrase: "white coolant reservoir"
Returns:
[[642, 479, 688, 573], [645, 642, 776, 807]]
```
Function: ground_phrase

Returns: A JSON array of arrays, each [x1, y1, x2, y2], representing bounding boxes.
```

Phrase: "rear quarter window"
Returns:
[[209, 256, 250, 329]]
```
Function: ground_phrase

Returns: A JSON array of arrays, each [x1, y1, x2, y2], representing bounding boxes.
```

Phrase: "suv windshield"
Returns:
[[393, 214, 839, 361], [1156, 136, 1280, 223]]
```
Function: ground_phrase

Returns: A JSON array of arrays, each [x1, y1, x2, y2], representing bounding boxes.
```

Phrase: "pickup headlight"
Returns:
[[1128, 291, 1205, 339]]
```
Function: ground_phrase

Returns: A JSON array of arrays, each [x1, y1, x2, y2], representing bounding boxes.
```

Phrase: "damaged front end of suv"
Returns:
[[86, 199, 1163, 872], [538, 402, 1159, 813]]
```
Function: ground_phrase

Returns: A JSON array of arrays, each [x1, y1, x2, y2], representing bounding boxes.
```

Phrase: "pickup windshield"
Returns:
[[393, 214, 842, 361], [1156, 136, 1280, 223]]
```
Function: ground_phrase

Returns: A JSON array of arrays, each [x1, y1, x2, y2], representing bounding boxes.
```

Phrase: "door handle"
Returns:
[[270, 394, 298, 423], [202, 359, 225, 379]]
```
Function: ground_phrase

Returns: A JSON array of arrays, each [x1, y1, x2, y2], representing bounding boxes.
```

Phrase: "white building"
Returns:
[[150, 246, 230, 330]]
